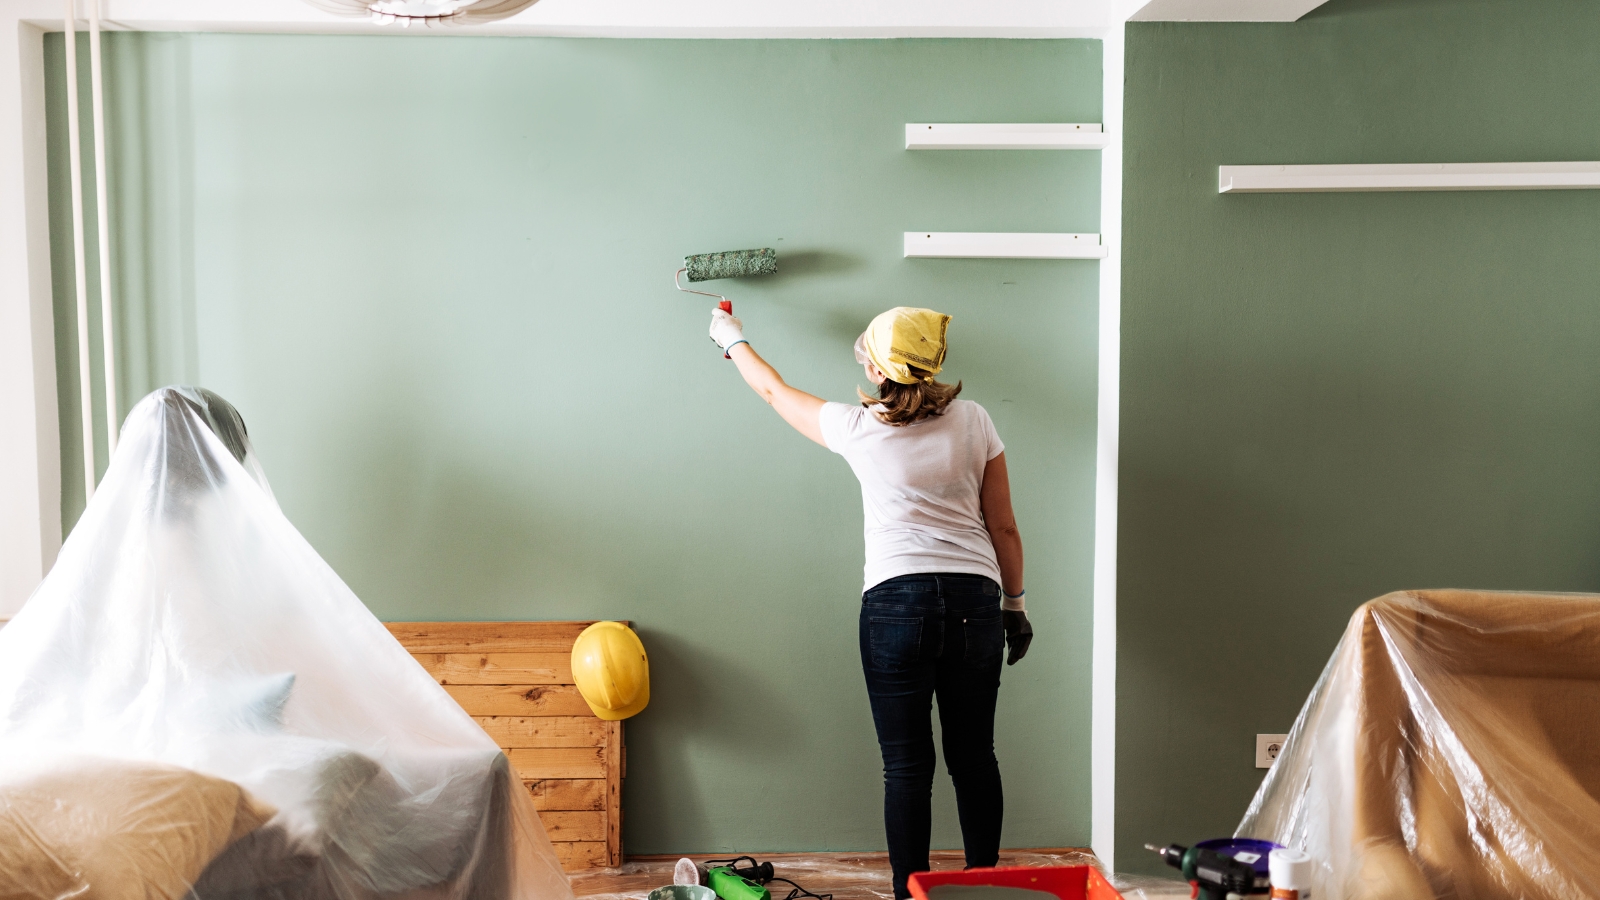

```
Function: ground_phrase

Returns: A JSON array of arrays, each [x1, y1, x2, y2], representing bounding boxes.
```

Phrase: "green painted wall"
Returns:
[[46, 35, 1101, 854], [1119, 0, 1600, 875]]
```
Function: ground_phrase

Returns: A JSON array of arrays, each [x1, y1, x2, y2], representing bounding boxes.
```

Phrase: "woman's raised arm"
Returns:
[[712, 309, 826, 446], [726, 343, 826, 446]]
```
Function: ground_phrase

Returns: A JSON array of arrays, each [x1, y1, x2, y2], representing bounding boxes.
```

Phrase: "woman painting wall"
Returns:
[[706, 305, 1033, 899]]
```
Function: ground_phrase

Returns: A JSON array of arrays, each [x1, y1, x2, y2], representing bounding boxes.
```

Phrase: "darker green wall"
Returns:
[[1119, 0, 1600, 875], [46, 35, 1101, 855]]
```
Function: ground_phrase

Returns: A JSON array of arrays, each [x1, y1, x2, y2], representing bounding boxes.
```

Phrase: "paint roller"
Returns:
[[672, 247, 778, 315]]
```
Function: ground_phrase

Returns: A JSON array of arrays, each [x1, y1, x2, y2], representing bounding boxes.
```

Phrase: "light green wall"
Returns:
[[46, 35, 1101, 853], [1119, 0, 1600, 875]]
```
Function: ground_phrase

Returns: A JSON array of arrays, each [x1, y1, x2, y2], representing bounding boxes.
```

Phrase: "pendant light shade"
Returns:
[[304, 0, 540, 26]]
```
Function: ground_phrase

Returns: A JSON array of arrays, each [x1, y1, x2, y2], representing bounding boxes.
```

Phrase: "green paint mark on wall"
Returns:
[[46, 35, 1100, 853]]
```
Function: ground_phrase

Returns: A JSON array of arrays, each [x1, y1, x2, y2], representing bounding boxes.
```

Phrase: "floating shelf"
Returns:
[[905, 123, 1107, 150], [903, 232, 1106, 260], [1219, 162, 1600, 193]]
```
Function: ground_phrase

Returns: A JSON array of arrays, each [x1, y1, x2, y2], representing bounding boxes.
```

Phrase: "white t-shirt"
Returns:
[[819, 398, 1005, 593]]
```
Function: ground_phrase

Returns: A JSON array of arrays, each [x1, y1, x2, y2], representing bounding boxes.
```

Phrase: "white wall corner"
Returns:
[[1090, 16, 1123, 875], [0, 19, 62, 617]]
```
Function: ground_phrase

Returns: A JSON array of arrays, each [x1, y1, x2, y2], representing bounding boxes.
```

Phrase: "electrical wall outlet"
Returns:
[[1256, 734, 1289, 768]]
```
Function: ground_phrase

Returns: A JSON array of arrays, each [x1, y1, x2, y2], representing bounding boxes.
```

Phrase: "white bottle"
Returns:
[[674, 858, 702, 887], [1268, 848, 1312, 900]]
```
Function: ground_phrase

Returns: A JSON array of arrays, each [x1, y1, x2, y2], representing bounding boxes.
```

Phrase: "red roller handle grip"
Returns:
[[719, 299, 736, 359]]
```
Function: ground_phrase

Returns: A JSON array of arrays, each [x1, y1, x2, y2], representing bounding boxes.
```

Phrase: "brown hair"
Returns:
[[857, 366, 962, 426]]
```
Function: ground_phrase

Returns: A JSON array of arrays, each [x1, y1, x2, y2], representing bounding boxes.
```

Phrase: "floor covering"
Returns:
[[569, 849, 1189, 900]]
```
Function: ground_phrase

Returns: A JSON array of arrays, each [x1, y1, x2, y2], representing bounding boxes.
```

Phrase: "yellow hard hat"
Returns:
[[571, 622, 650, 721]]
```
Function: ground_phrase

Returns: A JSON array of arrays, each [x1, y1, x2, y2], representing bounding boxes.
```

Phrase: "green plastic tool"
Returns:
[[708, 866, 771, 900]]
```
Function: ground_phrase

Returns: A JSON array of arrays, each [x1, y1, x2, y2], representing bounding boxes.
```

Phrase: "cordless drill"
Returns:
[[1146, 843, 1265, 900]]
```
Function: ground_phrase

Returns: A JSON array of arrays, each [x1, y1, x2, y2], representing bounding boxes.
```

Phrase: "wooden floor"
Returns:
[[569, 849, 1103, 900]]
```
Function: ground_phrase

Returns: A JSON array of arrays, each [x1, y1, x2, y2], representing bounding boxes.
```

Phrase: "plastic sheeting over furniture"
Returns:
[[0, 386, 575, 899], [1239, 589, 1600, 900]]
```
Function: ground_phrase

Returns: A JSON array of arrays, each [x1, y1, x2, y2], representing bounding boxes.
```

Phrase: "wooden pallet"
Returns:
[[386, 621, 624, 871]]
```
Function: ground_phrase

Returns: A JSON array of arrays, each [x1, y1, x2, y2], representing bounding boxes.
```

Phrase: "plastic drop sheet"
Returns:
[[1238, 589, 1600, 900], [0, 386, 574, 900]]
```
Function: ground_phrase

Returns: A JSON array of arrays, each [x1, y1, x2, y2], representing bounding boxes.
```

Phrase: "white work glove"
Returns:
[[709, 308, 747, 357]]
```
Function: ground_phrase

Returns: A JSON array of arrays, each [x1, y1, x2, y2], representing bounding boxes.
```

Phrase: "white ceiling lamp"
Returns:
[[304, 0, 539, 26]]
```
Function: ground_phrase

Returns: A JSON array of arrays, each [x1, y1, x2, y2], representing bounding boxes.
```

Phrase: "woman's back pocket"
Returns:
[[868, 616, 927, 672]]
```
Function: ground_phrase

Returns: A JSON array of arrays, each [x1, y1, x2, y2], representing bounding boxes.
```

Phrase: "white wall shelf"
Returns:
[[903, 232, 1106, 259], [1129, 0, 1332, 21], [905, 123, 1107, 150], [1219, 162, 1600, 193]]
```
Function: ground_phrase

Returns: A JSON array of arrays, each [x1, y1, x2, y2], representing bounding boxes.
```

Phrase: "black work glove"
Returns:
[[1003, 610, 1032, 665]]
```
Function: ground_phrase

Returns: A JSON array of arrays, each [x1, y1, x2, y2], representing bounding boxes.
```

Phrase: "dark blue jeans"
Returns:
[[859, 573, 1005, 899]]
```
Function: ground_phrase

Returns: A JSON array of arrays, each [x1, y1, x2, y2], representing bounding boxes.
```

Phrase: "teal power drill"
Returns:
[[1146, 843, 1261, 900]]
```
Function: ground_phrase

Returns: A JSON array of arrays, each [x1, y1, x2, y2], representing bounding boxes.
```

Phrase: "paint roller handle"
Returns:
[[719, 299, 733, 314], [709, 308, 747, 359]]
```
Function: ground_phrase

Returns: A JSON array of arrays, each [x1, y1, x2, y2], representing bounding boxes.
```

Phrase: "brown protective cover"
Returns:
[[0, 756, 274, 900], [1239, 590, 1600, 900]]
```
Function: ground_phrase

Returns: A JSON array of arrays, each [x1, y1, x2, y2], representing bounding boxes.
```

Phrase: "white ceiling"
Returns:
[[20, 0, 1334, 37]]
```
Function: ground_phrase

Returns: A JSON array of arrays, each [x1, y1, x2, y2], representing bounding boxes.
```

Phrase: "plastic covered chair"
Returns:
[[1239, 589, 1600, 900], [0, 386, 574, 900]]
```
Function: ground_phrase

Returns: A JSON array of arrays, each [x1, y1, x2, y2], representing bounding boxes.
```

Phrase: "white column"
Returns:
[[0, 16, 64, 618], [89, 0, 119, 455], [1091, 14, 1125, 873]]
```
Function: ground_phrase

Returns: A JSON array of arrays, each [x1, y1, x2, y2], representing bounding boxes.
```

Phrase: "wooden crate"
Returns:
[[387, 621, 624, 871]]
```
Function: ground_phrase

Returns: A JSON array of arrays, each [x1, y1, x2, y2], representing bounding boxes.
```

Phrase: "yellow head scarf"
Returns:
[[855, 307, 952, 385]]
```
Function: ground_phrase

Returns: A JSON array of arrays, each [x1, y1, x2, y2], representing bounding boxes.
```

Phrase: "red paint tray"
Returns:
[[908, 865, 1126, 900]]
